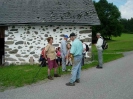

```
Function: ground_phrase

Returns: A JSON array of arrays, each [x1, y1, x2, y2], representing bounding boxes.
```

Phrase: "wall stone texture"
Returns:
[[5, 25, 92, 65]]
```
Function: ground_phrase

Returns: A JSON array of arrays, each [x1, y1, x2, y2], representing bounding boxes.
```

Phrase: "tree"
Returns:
[[121, 18, 133, 34], [120, 18, 129, 33], [92, 0, 123, 39]]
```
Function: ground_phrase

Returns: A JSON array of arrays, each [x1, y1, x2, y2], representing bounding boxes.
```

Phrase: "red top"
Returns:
[[41, 49, 45, 58], [57, 50, 61, 57]]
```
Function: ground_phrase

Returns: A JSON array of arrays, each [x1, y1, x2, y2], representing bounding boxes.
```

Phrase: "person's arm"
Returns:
[[96, 38, 103, 48], [43, 49, 47, 60], [43, 45, 49, 60]]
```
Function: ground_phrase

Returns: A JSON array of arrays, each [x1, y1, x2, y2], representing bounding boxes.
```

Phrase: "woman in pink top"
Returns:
[[56, 47, 62, 66]]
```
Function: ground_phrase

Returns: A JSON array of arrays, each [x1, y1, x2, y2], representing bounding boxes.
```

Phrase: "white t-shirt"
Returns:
[[96, 36, 103, 50], [83, 43, 86, 53]]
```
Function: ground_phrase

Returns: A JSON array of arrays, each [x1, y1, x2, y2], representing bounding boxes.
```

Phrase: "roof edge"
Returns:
[[0, 22, 100, 26]]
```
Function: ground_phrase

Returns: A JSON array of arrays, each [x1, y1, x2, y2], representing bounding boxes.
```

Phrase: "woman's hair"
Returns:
[[66, 43, 71, 49], [80, 40, 83, 43], [47, 37, 53, 42], [57, 47, 60, 50]]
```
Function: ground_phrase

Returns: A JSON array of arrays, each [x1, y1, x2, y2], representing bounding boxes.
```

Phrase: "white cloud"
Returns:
[[119, 0, 133, 19]]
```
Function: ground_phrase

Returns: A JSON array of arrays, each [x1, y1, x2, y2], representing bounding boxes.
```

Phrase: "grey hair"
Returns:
[[96, 33, 101, 36]]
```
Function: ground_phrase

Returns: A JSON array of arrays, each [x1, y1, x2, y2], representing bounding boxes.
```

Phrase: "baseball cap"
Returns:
[[69, 33, 76, 37], [64, 35, 69, 38]]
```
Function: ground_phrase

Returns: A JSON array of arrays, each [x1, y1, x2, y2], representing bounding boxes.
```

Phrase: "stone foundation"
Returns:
[[5, 25, 92, 65]]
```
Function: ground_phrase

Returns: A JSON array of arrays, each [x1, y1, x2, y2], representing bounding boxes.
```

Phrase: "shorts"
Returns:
[[57, 57, 62, 63], [47, 58, 58, 70]]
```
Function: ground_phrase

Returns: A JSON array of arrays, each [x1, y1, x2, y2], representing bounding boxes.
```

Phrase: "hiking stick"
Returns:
[[32, 60, 46, 83], [32, 64, 43, 83]]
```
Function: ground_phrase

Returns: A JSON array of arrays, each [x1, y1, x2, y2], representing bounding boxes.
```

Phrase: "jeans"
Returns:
[[61, 53, 66, 71], [70, 55, 82, 83], [40, 58, 46, 67], [98, 49, 103, 67], [82, 53, 85, 66]]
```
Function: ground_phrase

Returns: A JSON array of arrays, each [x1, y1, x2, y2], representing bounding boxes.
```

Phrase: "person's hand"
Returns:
[[45, 57, 47, 60], [65, 56, 67, 59]]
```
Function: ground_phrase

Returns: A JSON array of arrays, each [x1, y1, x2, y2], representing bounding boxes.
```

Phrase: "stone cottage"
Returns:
[[0, 0, 100, 65]]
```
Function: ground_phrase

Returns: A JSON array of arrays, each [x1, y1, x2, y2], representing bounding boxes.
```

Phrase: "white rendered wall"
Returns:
[[5, 25, 92, 65]]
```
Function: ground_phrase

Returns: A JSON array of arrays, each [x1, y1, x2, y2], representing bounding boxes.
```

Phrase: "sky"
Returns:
[[93, 0, 133, 19]]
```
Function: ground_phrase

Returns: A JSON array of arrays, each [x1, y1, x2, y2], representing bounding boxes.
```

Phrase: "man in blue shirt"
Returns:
[[61, 35, 68, 71], [66, 33, 83, 86]]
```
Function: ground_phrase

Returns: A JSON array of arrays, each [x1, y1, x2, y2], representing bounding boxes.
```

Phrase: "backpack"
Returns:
[[102, 39, 108, 50], [85, 44, 89, 52]]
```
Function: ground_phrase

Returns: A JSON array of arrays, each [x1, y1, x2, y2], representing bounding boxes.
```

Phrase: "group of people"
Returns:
[[56, 42, 72, 68], [39, 32, 103, 86], [38, 33, 84, 86]]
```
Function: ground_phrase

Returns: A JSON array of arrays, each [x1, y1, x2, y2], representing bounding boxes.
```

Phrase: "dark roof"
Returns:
[[0, 0, 100, 26]]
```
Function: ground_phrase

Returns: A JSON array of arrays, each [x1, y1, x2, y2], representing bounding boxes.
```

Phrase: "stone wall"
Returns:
[[5, 25, 92, 65]]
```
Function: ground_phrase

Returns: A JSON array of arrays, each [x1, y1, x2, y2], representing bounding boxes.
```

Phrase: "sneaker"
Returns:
[[66, 82, 75, 86], [47, 76, 53, 80], [54, 74, 61, 77], [67, 69, 71, 71], [96, 66, 103, 69], [96, 65, 99, 68], [75, 79, 80, 83], [62, 70, 68, 72]]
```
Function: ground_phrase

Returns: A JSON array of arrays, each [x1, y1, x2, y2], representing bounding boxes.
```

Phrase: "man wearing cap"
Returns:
[[66, 33, 83, 86], [95, 33, 103, 69], [61, 35, 68, 71]]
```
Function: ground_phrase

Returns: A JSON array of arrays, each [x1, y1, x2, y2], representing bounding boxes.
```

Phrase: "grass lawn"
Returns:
[[104, 33, 133, 52], [0, 33, 133, 91]]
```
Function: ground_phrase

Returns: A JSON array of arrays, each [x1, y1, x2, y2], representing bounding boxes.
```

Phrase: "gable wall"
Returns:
[[5, 25, 92, 65]]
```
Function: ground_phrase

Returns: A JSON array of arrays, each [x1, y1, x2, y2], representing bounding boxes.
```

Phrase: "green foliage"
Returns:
[[108, 33, 133, 52], [93, 0, 123, 39], [121, 18, 133, 33]]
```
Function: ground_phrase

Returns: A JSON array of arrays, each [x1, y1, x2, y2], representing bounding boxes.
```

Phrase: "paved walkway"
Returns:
[[0, 53, 133, 99]]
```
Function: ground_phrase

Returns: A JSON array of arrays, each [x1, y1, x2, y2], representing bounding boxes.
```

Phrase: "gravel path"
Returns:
[[0, 53, 133, 99]]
